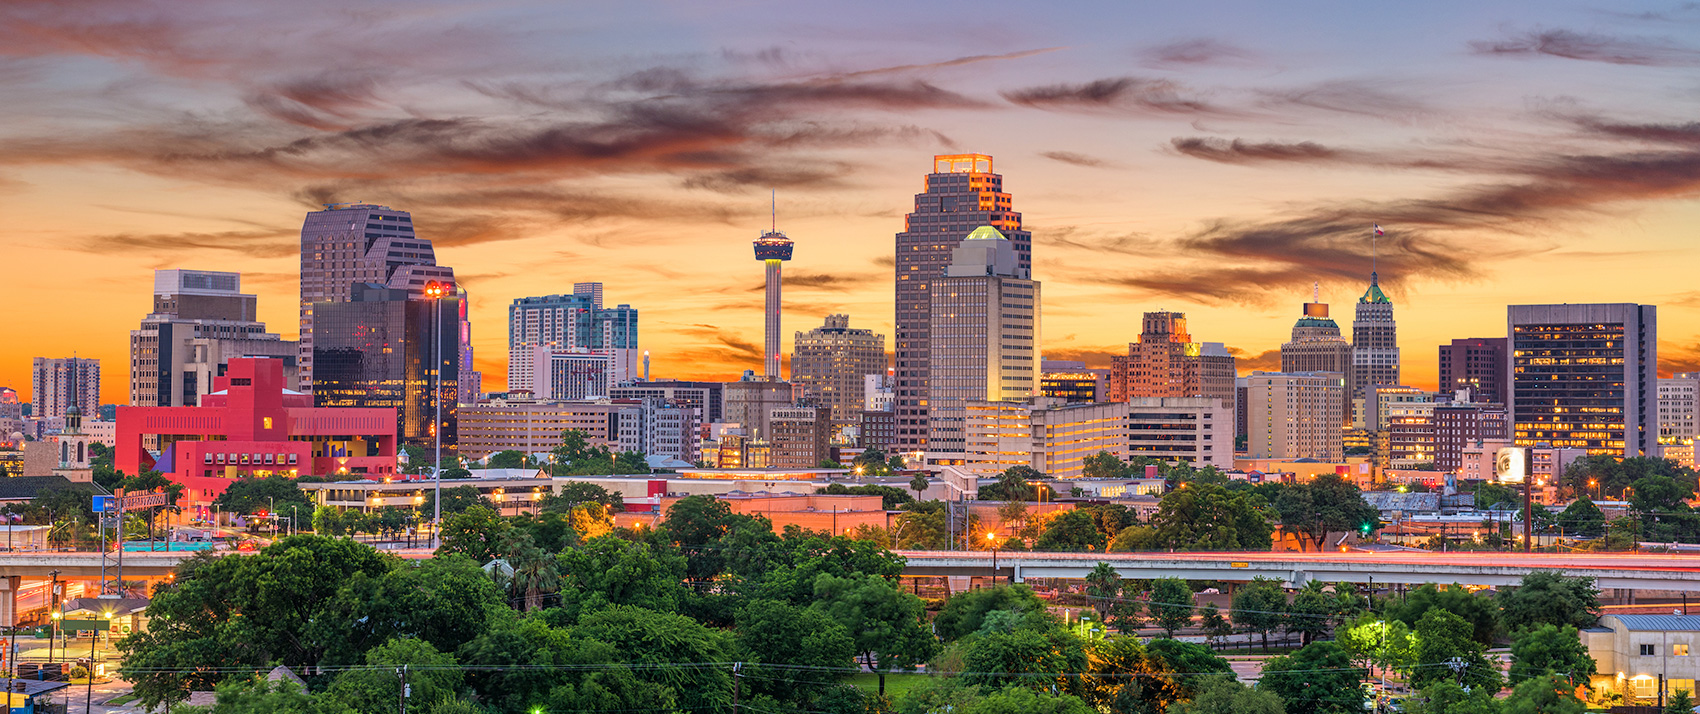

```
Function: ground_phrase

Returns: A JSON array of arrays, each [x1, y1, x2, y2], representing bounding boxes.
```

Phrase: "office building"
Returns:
[[611, 380, 724, 424], [31, 357, 99, 420], [115, 358, 398, 512], [509, 347, 618, 402], [1438, 337, 1509, 403], [1107, 312, 1235, 405], [859, 411, 896, 451], [769, 406, 831, 469], [964, 398, 1127, 479], [894, 153, 1030, 452], [926, 226, 1040, 458], [1041, 360, 1107, 404], [1508, 303, 1657, 457], [1433, 401, 1509, 473], [1359, 385, 1432, 431], [1386, 414, 1435, 468], [457, 400, 634, 460], [1246, 371, 1346, 461], [1280, 290, 1354, 417], [754, 219, 795, 379], [791, 314, 887, 425], [1351, 273, 1399, 397], [130, 270, 297, 407], [298, 204, 458, 391], [1126, 397, 1233, 468], [312, 284, 459, 451], [615, 399, 701, 463], [723, 371, 796, 439], [1658, 373, 1700, 441], [455, 287, 482, 404], [507, 289, 639, 392], [863, 374, 894, 413]]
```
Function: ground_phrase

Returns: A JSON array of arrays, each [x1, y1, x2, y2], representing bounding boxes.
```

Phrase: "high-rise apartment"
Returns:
[[791, 314, 886, 426], [298, 204, 458, 392], [1281, 291, 1354, 419], [926, 226, 1040, 458], [1437, 338, 1509, 404], [312, 284, 460, 451], [894, 154, 1030, 452], [1126, 397, 1233, 468], [1351, 274, 1399, 398], [1107, 312, 1235, 405], [507, 289, 639, 392], [965, 398, 1127, 479], [1657, 373, 1700, 441], [31, 357, 99, 420], [130, 270, 296, 407], [1508, 303, 1657, 457], [1246, 371, 1346, 461], [1433, 401, 1509, 473]]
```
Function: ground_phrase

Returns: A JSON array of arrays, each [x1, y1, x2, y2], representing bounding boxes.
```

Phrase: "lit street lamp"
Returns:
[[986, 532, 998, 585], [423, 281, 450, 549]]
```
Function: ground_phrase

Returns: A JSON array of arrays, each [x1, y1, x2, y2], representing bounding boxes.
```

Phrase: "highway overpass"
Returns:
[[895, 550, 1700, 592]]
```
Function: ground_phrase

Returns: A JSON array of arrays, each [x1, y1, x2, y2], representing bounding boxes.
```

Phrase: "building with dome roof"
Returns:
[[1352, 272, 1400, 399]]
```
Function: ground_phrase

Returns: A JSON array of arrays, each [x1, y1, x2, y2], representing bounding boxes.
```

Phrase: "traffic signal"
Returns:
[[257, 509, 269, 518], [1360, 522, 1374, 536]]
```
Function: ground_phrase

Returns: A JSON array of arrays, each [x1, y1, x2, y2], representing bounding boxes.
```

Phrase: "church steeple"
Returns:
[[63, 355, 83, 435]]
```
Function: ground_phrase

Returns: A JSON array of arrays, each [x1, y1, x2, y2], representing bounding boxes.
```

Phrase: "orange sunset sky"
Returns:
[[3, 0, 1699, 405]]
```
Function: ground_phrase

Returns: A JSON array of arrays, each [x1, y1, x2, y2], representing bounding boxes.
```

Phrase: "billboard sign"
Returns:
[[1495, 447, 1526, 483]]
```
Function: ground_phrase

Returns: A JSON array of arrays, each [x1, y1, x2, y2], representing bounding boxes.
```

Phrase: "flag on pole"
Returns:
[[1373, 224, 1384, 236]]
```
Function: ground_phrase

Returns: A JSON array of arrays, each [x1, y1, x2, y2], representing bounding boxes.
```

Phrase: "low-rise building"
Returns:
[[769, 406, 831, 469], [964, 399, 1128, 479], [1126, 397, 1232, 468], [1586, 614, 1700, 705], [456, 400, 634, 460]]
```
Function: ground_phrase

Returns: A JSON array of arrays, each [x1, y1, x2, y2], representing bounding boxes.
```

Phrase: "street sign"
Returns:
[[61, 619, 108, 632], [92, 492, 172, 512]]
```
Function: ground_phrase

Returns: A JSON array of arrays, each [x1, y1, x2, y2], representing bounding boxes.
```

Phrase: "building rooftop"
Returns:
[[1606, 615, 1700, 631]]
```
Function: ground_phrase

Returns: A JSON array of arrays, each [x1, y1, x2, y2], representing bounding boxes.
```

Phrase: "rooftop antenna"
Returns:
[[1312, 282, 1319, 302], [771, 189, 776, 233]]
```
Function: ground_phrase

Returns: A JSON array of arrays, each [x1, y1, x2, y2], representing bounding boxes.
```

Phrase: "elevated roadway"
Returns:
[[895, 550, 1700, 591]]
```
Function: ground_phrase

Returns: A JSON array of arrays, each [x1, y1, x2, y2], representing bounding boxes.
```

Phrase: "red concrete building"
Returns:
[[116, 358, 398, 513]]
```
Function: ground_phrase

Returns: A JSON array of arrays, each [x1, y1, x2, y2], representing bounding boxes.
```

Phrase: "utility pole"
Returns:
[[731, 662, 742, 712], [398, 664, 409, 714], [1522, 448, 1534, 553]]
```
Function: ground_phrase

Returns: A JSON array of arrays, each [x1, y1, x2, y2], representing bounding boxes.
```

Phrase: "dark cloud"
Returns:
[[243, 72, 384, 131], [1576, 118, 1700, 145], [748, 272, 880, 292], [1257, 80, 1431, 122], [1171, 137, 1341, 164], [1001, 77, 1228, 116], [1227, 347, 1282, 373], [76, 229, 296, 259], [717, 332, 760, 358], [1661, 344, 1700, 377], [1470, 28, 1700, 66], [1139, 38, 1255, 68], [1039, 151, 1112, 167], [832, 47, 1064, 80], [1038, 347, 1120, 369]]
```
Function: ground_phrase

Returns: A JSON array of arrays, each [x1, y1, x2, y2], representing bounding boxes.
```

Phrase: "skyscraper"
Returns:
[[298, 204, 457, 392], [1508, 303, 1657, 457], [1246, 371, 1346, 461], [791, 314, 887, 426], [507, 288, 639, 393], [1438, 337, 1509, 403], [895, 154, 1029, 452], [1107, 311, 1236, 405], [1280, 288, 1354, 415], [31, 357, 99, 420], [312, 284, 460, 451], [926, 226, 1039, 458], [1351, 273, 1399, 397], [1657, 373, 1700, 441], [754, 217, 794, 379], [130, 270, 296, 407]]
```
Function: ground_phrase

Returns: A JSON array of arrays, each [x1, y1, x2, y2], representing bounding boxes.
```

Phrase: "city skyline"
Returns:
[[4, 1, 1700, 403]]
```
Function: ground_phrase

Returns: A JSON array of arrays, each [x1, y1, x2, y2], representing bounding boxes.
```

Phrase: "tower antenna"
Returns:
[[1313, 281, 1319, 303], [771, 189, 776, 233]]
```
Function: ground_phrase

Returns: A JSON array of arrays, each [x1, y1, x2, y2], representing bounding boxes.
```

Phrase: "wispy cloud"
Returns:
[[1470, 28, 1700, 66], [1001, 77, 1231, 116], [1039, 150, 1115, 168]]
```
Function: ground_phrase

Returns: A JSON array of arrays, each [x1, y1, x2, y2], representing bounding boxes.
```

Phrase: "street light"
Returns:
[[423, 281, 450, 549], [986, 532, 998, 585]]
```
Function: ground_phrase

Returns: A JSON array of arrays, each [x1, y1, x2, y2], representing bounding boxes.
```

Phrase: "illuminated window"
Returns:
[[263, 417, 273, 429], [1678, 645, 1692, 657]]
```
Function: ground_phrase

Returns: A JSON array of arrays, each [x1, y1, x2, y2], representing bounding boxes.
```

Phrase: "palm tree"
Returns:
[[505, 539, 559, 611]]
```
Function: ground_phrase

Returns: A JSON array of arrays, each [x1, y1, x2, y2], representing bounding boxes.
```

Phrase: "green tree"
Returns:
[[1258, 641, 1363, 714], [1083, 562, 1121, 621], [1338, 613, 1415, 682], [539, 481, 624, 512], [909, 473, 930, 499], [656, 494, 751, 583], [1498, 571, 1600, 632], [958, 627, 1087, 696], [1171, 675, 1287, 714], [1556, 497, 1605, 538], [979, 465, 1052, 502], [456, 617, 672, 713], [196, 678, 320, 714], [1500, 673, 1585, 714], [1476, 482, 1521, 510], [557, 536, 688, 615], [1146, 638, 1234, 700], [1508, 624, 1595, 687], [1286, 581, 1338, 645], [1405, 680, 1502, 714], [1411, 608, 1502, 691], [1082, 451, 1130, 479], [485, 449, 529, 469], [735, 599, 856, 704], [819, 483, 914, 509], [1124, 481, 1275, 551], [935, 585, 1050, 642], [1200, 601, 1232, 646], [1274, 472, 1381, 550], [810, 572, 938, 695], [502, 534, 560, 611], [1667, 690, 1696, 714], [212, 476, 313, 515], [416, 485, 492, 517], [1149, 577, 1194, 637], [893, 500, 954, 549], [571, 605, 734, 713], [321, 638, 462, 714], [435, 505, 511, 563], [1035, 509, 1106, 552], [1387, 583, 1501, 645], [1231, 577, 1288, 651]]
